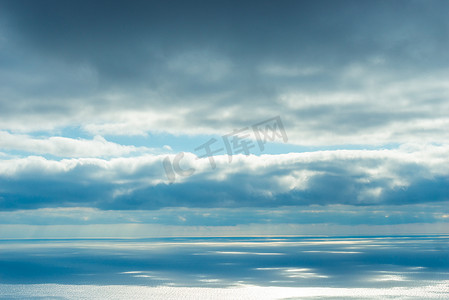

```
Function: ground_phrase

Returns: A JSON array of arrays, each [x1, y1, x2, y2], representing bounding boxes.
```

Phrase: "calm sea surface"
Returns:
[[0, 236, 448, 299]]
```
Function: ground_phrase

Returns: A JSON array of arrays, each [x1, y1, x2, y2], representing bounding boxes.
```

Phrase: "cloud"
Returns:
[[0, 145, 448, 210], [0, 131, 154, 157], [0, 0, 448, 238], [0, 0, 447, 146], [0, 203, 447, 227]]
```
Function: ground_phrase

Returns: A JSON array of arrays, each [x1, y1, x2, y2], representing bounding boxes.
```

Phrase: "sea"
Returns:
[[0, 236, 448, 299]]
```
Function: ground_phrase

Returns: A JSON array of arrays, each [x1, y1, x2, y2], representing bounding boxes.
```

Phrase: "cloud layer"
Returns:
[[0, 0, 448, 145], [0, 1, 448, 233], [0, 144, 448, 210]]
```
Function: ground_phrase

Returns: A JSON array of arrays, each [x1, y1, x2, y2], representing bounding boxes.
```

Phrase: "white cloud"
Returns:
[[0, 144, 448, 209], [0, 131, 154, 157]]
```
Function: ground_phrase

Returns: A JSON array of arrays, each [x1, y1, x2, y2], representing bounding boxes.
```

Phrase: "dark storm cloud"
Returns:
[[3, 0, 446, 73], [0, 0, 448, 144]]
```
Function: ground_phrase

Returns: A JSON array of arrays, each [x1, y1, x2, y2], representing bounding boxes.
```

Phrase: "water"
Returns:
[[0, 236, 448, 299]]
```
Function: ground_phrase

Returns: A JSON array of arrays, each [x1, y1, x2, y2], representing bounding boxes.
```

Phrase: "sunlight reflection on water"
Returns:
[[0, 236, 448, 299]]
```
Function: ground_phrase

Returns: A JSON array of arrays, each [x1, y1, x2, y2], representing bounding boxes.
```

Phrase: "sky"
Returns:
[[0, 0, 448, 238]]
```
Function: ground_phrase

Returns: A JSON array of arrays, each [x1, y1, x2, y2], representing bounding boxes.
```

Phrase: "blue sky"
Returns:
[[0, 0, 448, 237]]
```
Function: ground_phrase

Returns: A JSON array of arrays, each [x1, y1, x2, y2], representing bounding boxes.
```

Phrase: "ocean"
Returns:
[[0, 236, 448, 299]]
